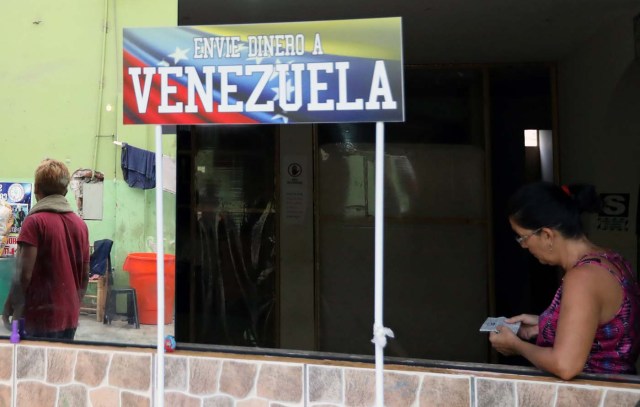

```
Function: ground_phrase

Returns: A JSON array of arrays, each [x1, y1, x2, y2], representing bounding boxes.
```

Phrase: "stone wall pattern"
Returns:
[[1, 342, 640, 407], [0, 344, 13, 407], [11, 344, 152, 407]]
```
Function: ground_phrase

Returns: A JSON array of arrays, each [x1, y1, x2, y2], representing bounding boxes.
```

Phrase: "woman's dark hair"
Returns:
[[507, 182, 602, 238]]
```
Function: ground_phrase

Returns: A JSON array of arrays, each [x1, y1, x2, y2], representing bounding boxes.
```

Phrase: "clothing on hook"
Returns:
[[121, 143, 156, 189]]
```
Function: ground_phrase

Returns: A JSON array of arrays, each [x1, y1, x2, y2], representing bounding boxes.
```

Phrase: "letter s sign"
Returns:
[[599, 193, 629, 217]]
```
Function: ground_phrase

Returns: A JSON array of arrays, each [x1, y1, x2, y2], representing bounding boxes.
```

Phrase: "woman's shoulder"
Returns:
[[575, 250, 632, 276], [563, 259, 621, 292], [564, 254, 627, 306], [564, 263, 603, 282]]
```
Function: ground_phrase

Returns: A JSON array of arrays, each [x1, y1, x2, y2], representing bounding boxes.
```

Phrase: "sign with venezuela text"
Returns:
[[123, 17, 404, 125]]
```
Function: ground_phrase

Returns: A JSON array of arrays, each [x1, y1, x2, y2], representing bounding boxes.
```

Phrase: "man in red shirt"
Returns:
[[2, 159, 90, 339]]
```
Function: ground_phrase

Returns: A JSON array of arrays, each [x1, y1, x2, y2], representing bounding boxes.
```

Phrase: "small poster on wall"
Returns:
[[0, 182, 33, 257], [282, 156, 308, 225], [597, 193, 630, 232]]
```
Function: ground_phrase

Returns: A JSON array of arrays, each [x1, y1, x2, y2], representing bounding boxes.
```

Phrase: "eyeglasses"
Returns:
[[515, 228, 542, 245]]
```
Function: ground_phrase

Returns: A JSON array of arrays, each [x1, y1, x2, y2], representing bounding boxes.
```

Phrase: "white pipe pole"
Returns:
[[374, 121, 385, 407], [154, 125, 165, 407]]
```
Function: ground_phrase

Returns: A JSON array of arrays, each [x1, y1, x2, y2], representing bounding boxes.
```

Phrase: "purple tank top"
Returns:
[[537, 251, 640, 374]]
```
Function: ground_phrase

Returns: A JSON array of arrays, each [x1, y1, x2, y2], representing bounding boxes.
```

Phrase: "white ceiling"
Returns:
[[179, 0, 640, 64]]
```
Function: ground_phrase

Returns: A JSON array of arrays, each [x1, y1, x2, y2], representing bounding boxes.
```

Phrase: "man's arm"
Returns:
[[2, 291, 13, 331], [78, 262, 90, 302], [6, 244, 37, 320]]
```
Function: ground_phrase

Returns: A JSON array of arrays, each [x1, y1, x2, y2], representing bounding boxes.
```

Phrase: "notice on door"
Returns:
[[282, 156, 308, 225]]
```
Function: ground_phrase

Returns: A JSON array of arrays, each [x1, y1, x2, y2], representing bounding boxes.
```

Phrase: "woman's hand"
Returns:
[[489, 326, 521, 356], [506, 314, 539, 340]]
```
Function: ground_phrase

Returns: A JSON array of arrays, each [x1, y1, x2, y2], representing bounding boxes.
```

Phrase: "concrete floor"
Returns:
[[76, 313, 175, 346], [1, 313, 174, 346]]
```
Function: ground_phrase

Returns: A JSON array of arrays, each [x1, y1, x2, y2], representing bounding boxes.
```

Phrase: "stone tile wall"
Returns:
[[2, 341, 640, 406], [0, 344, 13, 407], [6, 343, 152, 407]]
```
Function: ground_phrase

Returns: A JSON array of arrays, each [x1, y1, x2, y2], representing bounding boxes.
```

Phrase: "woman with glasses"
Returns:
[[489, 182, 640, 380]]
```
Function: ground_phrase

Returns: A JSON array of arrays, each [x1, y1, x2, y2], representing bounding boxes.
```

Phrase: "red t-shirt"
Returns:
[[17, 211, 89, 334]]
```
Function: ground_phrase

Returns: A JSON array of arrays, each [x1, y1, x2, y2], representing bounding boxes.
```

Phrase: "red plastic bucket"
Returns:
[[122, 252, 176, 325]]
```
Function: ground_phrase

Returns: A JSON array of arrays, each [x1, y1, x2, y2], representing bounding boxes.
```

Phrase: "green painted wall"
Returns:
[[1, 0, 178, 286]]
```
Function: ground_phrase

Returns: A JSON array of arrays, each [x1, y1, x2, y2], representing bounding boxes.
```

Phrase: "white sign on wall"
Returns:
[[597, 193, 630, 231], [282, 156, 308, 224]]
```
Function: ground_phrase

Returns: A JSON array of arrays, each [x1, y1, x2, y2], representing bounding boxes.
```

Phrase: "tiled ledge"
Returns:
[[2, 340, 640, 406], [163, 345, 640, 392], [4, 338, 638, 385]]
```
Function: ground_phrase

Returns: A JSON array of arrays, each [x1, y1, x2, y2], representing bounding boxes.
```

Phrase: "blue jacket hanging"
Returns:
[[121, 143, 156, 189], [90, 239, 113, 276]]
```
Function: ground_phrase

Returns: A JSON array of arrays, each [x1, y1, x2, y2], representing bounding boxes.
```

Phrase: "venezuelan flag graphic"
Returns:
[[123, 18, 404, 125]]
